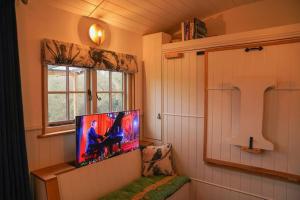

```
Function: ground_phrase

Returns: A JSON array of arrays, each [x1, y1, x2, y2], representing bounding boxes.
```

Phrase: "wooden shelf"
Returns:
[[241, 146, 264, 154]]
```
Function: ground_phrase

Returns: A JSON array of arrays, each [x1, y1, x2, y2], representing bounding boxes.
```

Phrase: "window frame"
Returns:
[[43, 66, 128, 135], [92, 70, 127, 114]]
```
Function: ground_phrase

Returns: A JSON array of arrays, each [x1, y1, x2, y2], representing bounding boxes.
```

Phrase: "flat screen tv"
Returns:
[[75, 110, 140, 167]]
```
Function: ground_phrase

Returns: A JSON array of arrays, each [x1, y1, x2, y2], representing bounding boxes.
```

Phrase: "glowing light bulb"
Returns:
[[89, 24, 105, 45]]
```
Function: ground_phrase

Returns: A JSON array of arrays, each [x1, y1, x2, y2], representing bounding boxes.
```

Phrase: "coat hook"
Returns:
[[21, 0, 29, 5], [249, 137, 253, 149]]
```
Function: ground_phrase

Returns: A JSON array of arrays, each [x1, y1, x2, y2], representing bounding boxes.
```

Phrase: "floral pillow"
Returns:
[[142, 143, 175, 177]]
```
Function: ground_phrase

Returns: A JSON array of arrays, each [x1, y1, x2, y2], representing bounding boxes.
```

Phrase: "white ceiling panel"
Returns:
[[43, 0, 259, 34]]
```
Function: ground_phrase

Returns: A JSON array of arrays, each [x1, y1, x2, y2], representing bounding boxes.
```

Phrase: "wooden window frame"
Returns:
[[42, 66, 129, 136], [92, 70, 127, 114], [43, 65, 91, 135]]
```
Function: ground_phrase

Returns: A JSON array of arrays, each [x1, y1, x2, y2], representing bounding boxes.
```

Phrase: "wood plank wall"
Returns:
[[206, 42, 300, 179], [162, 50, 300, 200]]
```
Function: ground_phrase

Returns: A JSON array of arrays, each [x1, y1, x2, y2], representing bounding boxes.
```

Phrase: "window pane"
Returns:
[[112, 93, 123, 112], [48, 94, 67, 122], [97, 71, 109, 91], [48, 65, 66, 91], [69, 93, 86, 120], [112, 72, 123, 91], [97, 93, 109, 113], [69, 67, 86, 92]]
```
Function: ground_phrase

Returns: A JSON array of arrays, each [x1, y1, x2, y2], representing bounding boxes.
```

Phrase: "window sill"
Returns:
[[37, 129, 75, 138]]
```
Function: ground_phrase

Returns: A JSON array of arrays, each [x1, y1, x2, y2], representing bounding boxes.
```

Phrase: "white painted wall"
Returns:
[[16, 0, 143, 171]]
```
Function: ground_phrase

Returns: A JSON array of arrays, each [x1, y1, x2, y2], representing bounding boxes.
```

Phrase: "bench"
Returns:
[[57, 150, 190, 200]]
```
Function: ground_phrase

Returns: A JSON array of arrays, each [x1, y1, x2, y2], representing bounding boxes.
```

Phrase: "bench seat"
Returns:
[[99, 175, 190, 200]]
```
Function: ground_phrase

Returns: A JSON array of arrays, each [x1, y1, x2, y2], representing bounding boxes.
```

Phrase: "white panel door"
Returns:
[[142, 33, 171, 141]]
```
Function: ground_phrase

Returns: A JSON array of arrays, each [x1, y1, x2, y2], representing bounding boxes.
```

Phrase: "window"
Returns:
[[44, 65, 128, 134], [96, 71, 125, 113], [47, 65, 88, 126]]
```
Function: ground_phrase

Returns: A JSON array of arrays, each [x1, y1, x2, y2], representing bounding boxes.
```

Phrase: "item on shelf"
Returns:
[[181, 18, 207, 41]]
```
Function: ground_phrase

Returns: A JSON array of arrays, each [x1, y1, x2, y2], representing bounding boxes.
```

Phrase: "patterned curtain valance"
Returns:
[[41, 39, 138, 74]]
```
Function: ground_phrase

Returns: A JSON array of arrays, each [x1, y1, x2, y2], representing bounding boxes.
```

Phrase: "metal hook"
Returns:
[[21, 0, 29, 5]]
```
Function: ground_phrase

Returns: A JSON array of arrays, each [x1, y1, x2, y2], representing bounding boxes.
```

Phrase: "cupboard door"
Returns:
[[143, 33, 171, 141]]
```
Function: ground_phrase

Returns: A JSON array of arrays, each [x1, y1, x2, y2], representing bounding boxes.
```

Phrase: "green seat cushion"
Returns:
[[99, 175, 190, 200]]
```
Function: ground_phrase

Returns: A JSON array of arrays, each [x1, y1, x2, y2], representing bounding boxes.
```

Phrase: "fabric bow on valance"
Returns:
[[41, 39, 138, 73]]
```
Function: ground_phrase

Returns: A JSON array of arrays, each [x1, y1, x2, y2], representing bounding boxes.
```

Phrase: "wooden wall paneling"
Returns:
[[25, 131, 40, 171], [274, 91, 290, 173], [287, 43, 300, 89], [39, 137, 52, 168], [173, 56, 183, 174], [160, 40, 300, 198], [163, 57, 168, 143], [274, 180, 287, 200], [148, 39, 156, 141], [261, 177, 274, 199], [204, 52, 214, 183], [204, 41, 300, 183], [188, 51, 197, 177], [196, 54, 205, 184], [288, 91, 300, 175], [180, 52, 190, 175], [166, 58, 175, 145], [50, 136, 64, 165], [287, 182, 300, 199], [275, 44, 292, 90], [261, 89, 276, 171], [188, 52, 198, 200]]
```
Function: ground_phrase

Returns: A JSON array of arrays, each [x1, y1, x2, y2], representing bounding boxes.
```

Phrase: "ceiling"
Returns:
[[43, 0, 259, 34]]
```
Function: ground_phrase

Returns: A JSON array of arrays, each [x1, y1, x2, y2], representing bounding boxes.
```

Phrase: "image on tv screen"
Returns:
[[76, 110, 140, 167]]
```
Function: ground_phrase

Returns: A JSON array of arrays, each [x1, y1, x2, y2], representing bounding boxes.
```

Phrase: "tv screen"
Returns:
[[75, 110, 140, 167]]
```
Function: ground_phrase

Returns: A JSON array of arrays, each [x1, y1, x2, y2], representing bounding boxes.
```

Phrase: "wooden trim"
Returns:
[[205, 37, 300, 52], [203, 39, 300, 184], [164, 52, 184, 59], [162, 23, 300, 52], [132, 74, 136, 109], [127, 74, 133, 110], [42, 63, 47, 135], [37, 129, 75, 138], [203, 52, 209, 162], [205, 158, 300, 183], [45, 178, 60, 200], [31, 162, 76, 181]]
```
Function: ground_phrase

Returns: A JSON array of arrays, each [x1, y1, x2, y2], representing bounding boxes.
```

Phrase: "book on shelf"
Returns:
[[181, 18, 207, 41]]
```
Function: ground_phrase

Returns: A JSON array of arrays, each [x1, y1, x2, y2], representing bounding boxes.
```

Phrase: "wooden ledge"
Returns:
[[37, 129, 75, 138], [31, 162, 76, 181], [241, 146, 263, 154]]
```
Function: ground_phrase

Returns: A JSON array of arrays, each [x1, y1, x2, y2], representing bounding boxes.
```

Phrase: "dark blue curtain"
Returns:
[[0, 1, 32, 199]]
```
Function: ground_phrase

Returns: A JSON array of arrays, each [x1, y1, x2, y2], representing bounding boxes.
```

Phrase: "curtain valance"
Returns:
[[41, 39, 138, 73]]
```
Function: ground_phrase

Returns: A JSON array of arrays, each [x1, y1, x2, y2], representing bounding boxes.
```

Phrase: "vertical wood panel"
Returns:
[[288, 91, 300, 175], [161, 43, 300, 199], [174, 58, 182, 173], [180, 52, 190, 174]]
